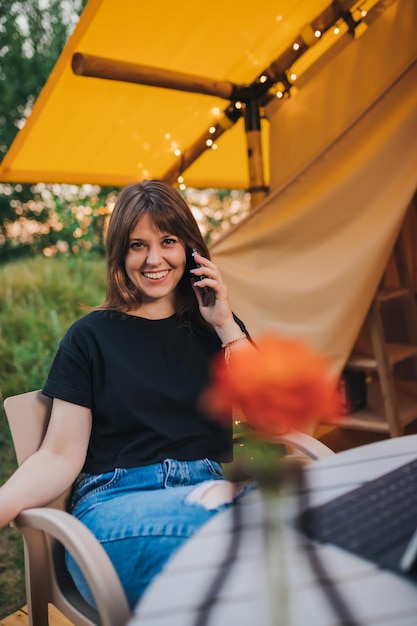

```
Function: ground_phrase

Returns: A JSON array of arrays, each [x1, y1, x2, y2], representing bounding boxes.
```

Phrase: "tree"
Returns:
[[1, 0, 87, 154], [0, 0, 87, 257]]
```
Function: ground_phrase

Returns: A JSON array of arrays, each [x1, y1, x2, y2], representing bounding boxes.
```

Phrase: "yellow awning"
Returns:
[[0, 0, 362, 189]]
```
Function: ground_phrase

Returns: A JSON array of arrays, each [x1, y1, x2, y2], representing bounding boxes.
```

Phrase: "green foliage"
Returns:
[[182, 187, 251, 244], [0, 183, 249, 263], [0, 525, 25, 619], [0, 4, 91, 613], [0, 0, 86, 154], [0, 252, 105, 617], [0, 0, 87, 245], [0, 183, 117, 262], [0, 252, 106, 401]]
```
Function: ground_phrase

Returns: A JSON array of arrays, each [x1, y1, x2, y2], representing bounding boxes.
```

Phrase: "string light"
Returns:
[[351, 7, 368, 20], [168, 0, 380, 182], [342, 2, 369, 38], [300, 23, 319, 47], [273, 77, 292, 99]]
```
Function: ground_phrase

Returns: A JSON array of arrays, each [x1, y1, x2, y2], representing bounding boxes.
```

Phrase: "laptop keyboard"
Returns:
[[298, 457, 417, 576]]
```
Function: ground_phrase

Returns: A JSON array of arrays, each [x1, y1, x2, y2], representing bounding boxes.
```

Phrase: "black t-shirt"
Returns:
[[42, 310, 245, 473]]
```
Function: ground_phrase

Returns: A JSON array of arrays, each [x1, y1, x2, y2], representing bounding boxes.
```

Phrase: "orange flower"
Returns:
[[204, 334, 342, 435]]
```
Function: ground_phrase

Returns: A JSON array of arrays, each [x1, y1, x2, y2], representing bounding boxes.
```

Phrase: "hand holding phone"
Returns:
[[191, 249, 216, 307]]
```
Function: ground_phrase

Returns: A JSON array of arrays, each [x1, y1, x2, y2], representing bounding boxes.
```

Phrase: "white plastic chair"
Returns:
[[4, 390, 334, 626]]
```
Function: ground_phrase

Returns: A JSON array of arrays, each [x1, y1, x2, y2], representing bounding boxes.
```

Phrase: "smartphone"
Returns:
[[191, 248, 216, 306]]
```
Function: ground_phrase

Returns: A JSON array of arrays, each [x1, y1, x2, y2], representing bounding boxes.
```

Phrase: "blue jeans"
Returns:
[[66, 459, 232, 610]]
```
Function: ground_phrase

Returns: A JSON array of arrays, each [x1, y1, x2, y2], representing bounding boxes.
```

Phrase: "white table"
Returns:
[[129, 435, 417, 626]]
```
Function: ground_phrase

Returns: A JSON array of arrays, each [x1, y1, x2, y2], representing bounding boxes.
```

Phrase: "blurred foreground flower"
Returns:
[[202, 334, 343, 624], [204, 333, 342, 436]]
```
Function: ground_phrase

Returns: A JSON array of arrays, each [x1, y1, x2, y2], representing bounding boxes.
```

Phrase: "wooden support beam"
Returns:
[[71, 0, 375, 206], [72, 53, 237, 100], [244, 100, 268, 208], [161, 107, 242, 185]]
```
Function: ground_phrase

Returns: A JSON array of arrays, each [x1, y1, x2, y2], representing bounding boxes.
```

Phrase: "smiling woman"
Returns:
[[0, 179, 254, 611]]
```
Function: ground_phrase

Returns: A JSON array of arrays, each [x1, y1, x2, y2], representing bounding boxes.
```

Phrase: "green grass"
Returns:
[[0, 252, 106, 618]]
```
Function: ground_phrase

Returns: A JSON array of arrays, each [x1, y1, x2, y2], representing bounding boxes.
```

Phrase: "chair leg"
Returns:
[[20, 528, 52, 626]]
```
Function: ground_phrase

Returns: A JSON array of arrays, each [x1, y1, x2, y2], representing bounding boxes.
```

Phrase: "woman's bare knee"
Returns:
[[186, 480, 246, 510]]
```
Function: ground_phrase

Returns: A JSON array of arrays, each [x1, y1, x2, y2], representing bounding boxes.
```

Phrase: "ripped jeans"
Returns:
[[66, 459, 236, 610]]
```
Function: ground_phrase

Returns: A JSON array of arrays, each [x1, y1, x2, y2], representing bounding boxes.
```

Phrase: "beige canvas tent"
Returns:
[[1, 0, 416, 380], [211, 0, 417, 375]]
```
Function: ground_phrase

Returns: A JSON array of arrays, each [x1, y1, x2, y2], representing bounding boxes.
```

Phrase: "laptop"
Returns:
[[298, 457, 417, 578]]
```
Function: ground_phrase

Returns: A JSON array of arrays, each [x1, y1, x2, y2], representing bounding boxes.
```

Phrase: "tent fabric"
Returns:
[[267, 0, 417, 193], [210, 0, 417, 375], [0, 0, 336, 189]]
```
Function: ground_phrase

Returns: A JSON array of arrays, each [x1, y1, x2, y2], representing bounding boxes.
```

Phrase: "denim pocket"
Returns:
[[204, 459, 224, 478], [71, 468, 124, 512]]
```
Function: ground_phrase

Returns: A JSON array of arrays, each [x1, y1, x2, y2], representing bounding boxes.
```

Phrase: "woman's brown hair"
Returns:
[[100, 179, 211, 329]]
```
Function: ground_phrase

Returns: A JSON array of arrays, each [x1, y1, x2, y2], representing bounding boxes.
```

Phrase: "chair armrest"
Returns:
[[264, 430, 335, 459], [234, 429, 335, 460], [14, 507, 131, 626]]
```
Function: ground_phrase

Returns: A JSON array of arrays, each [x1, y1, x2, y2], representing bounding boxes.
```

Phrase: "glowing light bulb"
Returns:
[[276, 90, 284, 99], [259, 75, 268, 83], [177, 176, 184, 183], [293, 42, 300, 51], [290, 73, 297, 82], [174, 148, 181, 156], [209, 126, 216, 134], [314, 29, 321, 38], [333, 26, 340, 35], [235, 101, 242, 110], [206, 139, 213, 147]]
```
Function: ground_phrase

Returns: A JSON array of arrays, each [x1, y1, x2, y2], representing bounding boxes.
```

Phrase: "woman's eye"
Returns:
[[130, 241, 144, 250], [162, 237, 177, 246]]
